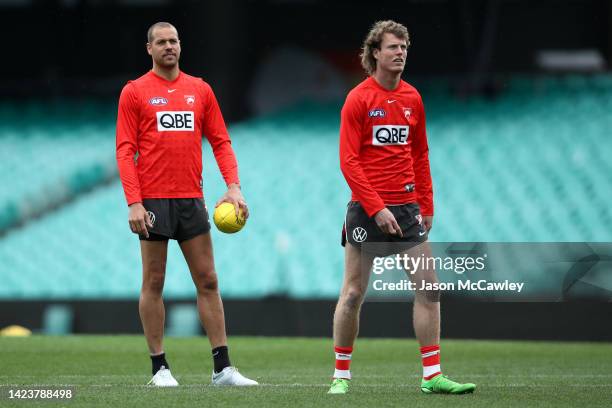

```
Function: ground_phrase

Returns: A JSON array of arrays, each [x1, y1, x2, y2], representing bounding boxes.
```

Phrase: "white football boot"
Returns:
[[211, 366, 258, 386], [147, 366, 179, 387]]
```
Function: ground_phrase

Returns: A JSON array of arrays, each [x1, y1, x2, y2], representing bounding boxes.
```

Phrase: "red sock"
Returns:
[[333, 346, 353, 379], [420, 344, 441, 380]]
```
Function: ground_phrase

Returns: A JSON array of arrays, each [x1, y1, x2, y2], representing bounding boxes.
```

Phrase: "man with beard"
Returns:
[[116, 22, 257, 387]]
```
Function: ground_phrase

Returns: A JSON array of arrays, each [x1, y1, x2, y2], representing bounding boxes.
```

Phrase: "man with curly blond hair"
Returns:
[[328, 20, 476, 395]]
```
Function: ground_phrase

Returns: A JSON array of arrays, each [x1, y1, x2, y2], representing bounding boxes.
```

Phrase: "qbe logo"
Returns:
[[372, 125, 409, 145], [156, 111, 195, 131]]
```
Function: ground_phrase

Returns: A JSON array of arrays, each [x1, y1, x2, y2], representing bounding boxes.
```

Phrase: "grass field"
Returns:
[[1, 336, 611, 407]]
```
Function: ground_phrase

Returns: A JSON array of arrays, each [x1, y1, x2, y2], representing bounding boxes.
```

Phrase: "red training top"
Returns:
[[339, 76, 434, 217], [116, 70, 239, 206]]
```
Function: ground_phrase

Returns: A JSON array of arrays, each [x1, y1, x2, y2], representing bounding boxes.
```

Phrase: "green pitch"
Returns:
[[1, 336, 611, 407]]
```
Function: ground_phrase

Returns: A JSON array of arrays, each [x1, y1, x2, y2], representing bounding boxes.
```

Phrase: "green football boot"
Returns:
[[421, 374, 476, 394], [328, 378, 350, 394]]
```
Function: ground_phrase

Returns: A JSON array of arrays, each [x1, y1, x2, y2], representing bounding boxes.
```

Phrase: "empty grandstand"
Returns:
[[1, 75, 611, 301]]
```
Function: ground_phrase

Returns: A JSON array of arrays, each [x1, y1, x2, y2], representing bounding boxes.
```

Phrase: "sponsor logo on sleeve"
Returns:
[[372, 125, 409, 145], [149, 97, 168, 106], [368, 108, 386, 118], [156, 111, 195, 131]]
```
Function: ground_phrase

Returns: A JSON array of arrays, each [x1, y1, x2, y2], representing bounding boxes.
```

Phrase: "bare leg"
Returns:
[[406, 241, 440, 346], [139, 240, 169, 354], [179, 233, 227, 348], [333, 243, 374, 347]]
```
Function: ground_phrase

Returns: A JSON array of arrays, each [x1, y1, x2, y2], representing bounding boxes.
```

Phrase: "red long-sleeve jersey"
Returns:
[[339, 77, 433, 217], [116, 70, 239, 206]]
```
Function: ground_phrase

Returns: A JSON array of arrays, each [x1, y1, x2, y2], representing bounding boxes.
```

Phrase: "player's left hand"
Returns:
[[216, 183, 249, 219], [422, 216, 433, 231]]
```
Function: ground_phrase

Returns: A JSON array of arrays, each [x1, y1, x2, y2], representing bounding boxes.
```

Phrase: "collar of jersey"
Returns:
[[149, 69, 183, 85], [368, 76, 403, 93]]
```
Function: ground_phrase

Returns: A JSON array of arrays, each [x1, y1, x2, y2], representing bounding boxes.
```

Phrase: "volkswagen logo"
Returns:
[[352, 227, 367, 243], [147, 211, 156, 226]]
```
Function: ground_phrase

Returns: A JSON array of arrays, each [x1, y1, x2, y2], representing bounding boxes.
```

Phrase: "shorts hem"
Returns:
[[139, 231, 171, 241], [177, 227, 211, 243]]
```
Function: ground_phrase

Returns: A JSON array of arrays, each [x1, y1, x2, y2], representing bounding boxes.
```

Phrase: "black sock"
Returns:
[[151, 352, 169, 375], [212, 346, 231, 374]]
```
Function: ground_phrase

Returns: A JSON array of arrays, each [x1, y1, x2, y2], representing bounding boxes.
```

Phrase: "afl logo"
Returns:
[[149, 97, 168, 106], [352, 227, 367, 242], [147, 211, 156, 226], [368, 108, 386, 118]]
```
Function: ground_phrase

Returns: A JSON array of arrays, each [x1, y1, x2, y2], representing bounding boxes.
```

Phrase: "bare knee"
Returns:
[[193, 267, 219, 294], [140, 242, 167, 296], [142, 269, 166, 295], [340, 286, 366, 310]]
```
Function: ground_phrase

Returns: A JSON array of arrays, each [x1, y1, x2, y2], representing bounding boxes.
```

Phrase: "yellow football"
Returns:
[[213, 202, 246, 233], [0, 325, 32, 337]]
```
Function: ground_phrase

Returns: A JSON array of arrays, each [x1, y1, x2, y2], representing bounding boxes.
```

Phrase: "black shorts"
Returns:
[[139, 198, 211, 242], [341, 201, 427, 254]]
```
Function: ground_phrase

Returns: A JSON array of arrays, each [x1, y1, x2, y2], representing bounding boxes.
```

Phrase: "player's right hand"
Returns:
[[374, 208, 403, 237], [128, 202, 153, 238]]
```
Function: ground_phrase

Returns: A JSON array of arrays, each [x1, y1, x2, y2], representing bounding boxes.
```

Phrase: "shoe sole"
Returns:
[[421, 386, 476, 394]]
